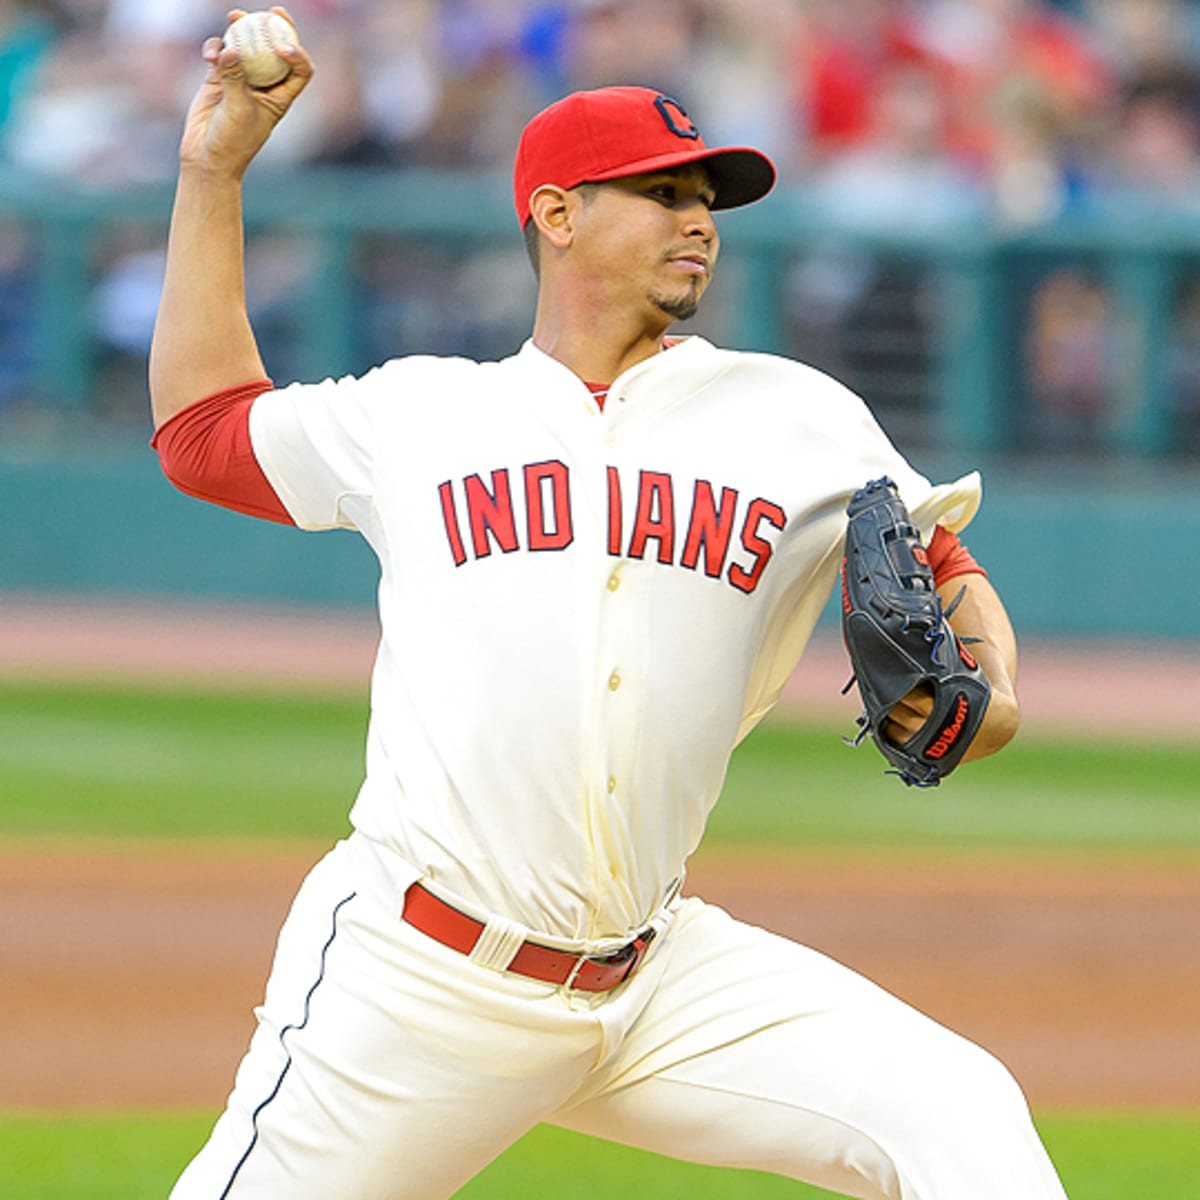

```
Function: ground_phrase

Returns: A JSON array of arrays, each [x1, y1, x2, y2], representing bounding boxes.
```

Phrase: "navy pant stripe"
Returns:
[[219, 890, 357, 1199]]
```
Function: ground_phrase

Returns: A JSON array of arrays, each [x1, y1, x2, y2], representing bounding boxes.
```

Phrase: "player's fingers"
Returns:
[[882, 714, 914, 744], [214, 43, 253, 91], [883, 710, 925, 745], [273, 37, 314, 81], [222, 8, 312, 95], [193, 39, 241, 108], [897, 685, 935, 718], [882, 687, 934, 744], [250, 43, 313, 108]]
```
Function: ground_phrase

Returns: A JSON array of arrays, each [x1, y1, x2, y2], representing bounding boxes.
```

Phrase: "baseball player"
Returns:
[[149, 12, 1067, 1200]]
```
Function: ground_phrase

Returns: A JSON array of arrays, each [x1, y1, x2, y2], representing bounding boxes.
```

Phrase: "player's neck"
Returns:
[[531, 296, 670, 388]]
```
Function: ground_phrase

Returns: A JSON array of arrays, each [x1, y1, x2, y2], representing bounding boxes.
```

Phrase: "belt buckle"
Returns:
[[565, 926, 656, 991]]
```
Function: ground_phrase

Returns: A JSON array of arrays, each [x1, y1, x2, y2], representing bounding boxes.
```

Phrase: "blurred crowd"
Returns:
[[3, 0, 1200, 223], [2, 0, 1200, 455]]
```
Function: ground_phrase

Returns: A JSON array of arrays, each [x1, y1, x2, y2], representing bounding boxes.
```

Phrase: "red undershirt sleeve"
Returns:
[[151, 380, 295, 526], [927, 524, 986, 585]]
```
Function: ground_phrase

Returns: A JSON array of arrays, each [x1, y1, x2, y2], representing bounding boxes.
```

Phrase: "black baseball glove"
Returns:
[[840, 477, 991, 787]]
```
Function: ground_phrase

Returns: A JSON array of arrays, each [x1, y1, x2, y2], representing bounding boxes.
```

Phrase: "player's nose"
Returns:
[[680, 201, 717, 244]]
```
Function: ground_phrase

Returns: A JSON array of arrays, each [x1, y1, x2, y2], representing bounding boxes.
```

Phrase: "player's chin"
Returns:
[[652, 285, 705, 323]]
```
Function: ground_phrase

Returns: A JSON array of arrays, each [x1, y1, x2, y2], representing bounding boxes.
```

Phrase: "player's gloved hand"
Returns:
[[840, 477, 992, 787]]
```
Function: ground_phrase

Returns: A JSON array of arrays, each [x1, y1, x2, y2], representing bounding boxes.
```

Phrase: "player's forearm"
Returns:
[[149, 165, 267, 429], [939, 573, 1020, 760]]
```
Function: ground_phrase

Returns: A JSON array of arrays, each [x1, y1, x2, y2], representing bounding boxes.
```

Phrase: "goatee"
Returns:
[[653, 292, 702, 322]]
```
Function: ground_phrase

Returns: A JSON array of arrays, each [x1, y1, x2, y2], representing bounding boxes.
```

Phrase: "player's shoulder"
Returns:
[[370, 347, 555, 386], [364, 353, 488, 386], [315, 352, 501, 414], [700, 341, 870, 411]]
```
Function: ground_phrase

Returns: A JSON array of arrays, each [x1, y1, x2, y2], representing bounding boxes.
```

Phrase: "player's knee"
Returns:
[[903, 1035, 1040, 1158], [949, 1039, 1030, 1124], [876, 1035, 1067, 1197]]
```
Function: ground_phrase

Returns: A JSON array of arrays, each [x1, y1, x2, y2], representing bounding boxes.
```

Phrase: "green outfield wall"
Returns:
[[1, 449, 1195, 639], [1, 167, 1199, 638]]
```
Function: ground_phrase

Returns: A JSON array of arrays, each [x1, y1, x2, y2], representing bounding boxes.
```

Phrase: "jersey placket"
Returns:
[[584, 377, 657, 937]]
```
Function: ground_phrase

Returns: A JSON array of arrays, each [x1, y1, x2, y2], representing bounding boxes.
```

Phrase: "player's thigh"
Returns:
[[555, 898, 1059, 1200], [172, 842, 601, 1200]]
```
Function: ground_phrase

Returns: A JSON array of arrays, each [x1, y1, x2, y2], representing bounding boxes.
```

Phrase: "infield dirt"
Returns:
[[4, 842, 1198, 1111], [3, 597, 1198, 1113]]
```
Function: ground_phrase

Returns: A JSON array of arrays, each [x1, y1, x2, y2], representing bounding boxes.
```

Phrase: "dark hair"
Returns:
[[523, 217, 540, 277]]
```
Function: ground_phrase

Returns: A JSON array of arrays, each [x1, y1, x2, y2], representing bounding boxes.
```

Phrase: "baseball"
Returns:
[[223, 10, 298, 89]]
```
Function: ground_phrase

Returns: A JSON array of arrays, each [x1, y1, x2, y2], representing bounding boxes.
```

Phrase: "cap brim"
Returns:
[[584, 145, 777, 211]]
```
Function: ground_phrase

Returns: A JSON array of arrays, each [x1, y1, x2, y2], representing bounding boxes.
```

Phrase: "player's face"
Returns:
[[573, 164, 720, 323]]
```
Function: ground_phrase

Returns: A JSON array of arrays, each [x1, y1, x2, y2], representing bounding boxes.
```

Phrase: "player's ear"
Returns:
[[529, 185, 574, 251]]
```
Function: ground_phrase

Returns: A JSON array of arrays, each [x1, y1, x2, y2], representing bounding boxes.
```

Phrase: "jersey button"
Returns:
[[607, 776, 617, 794], [607, 671, 621, 691], [606, 572, 621, 592]]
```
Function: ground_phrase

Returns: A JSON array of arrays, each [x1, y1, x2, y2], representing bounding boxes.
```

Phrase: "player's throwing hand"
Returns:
[[179, 7, 312, 178]]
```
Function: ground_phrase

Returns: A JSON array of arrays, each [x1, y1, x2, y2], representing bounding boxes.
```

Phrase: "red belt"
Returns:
[[402, 882, 655, 993]]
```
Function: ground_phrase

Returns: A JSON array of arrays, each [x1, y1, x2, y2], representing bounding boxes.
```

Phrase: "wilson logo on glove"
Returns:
[[924, 693, 971, 760], [839, 477, 992, 787]]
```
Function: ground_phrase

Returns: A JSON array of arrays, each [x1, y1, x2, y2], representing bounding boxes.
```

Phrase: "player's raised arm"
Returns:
[[148, 8, 313, 429]]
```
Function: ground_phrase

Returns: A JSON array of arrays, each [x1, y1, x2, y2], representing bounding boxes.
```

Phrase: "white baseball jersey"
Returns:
[[175, 336, 1072, 1200], [248, 335, 981, 945]]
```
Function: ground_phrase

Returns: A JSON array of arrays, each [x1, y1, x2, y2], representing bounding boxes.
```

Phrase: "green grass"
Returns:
[[712, 722, 1200, 852], [0, 680, 1197, 852], [2, 681, 1196, 1196], [0, 683, 364, 840], [1, 1111, 1196, 1199]]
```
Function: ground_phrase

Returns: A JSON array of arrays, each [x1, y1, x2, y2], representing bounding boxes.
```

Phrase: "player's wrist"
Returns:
[[176, 158, 249, 196], [964, 687, 1020, 760]]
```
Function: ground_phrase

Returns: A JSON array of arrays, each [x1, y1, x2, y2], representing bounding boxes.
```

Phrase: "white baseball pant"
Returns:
[[170, 836, 1069, 1199]]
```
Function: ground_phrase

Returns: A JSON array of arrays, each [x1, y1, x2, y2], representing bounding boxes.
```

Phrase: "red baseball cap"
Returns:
[[513, 86, 777, 228]]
